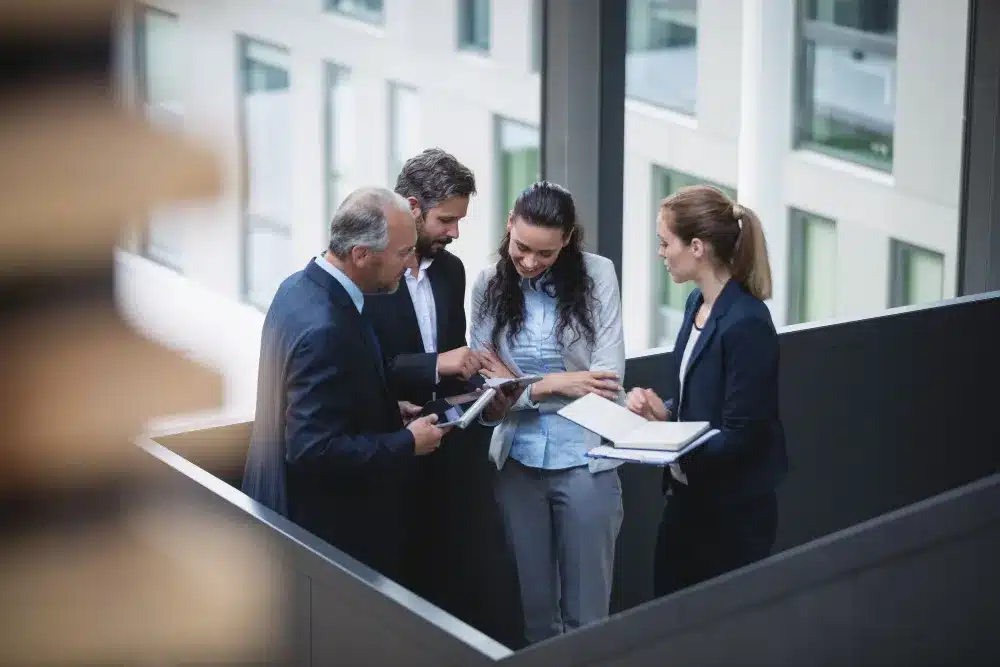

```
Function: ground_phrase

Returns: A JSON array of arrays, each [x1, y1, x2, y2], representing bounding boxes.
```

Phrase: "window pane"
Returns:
[[137, 8, 184, 269], [241, 39, 293, 307], [626, 0, 698, 114], [458, 0, 491, 51], [388, 84, 421, 184], [789, 210, 837, 324], [246, 223, 293, 308], [797, 0, 897, 170], [651, 166, 735, 345], [496, 117, 540, 234], [327, 0, 383, 23], [326, 64, 352, 226], [892, 241, 944, 307]]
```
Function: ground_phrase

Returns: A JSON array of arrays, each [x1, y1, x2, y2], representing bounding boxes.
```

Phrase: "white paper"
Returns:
[[587, 429, 719, 466]]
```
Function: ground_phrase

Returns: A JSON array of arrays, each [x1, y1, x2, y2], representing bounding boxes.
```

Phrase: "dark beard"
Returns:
[[416, 236, 449, 259]]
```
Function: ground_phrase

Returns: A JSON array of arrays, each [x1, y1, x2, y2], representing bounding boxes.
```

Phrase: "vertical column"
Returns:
[[736, 0, 795, 325], [542, 0, 626, 280], [958, 0, 1000, 295]]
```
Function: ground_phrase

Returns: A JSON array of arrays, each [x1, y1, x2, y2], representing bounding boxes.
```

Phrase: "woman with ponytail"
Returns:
[[471, 181, 626, 645], [626, 185, 788, 598]]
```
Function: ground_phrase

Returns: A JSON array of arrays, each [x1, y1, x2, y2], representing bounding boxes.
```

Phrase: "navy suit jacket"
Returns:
[[666, 279, 788, 504], [242, 260, 431, 577]]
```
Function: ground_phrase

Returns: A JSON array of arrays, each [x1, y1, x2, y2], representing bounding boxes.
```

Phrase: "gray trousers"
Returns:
[[495, 459, 624, 644]]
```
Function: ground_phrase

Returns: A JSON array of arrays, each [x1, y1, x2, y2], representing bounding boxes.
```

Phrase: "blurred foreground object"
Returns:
[[0, 0, 280, 663]]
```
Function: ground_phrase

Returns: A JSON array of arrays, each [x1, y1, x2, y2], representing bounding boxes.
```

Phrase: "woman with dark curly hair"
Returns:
[[471, 181, 626, 645]]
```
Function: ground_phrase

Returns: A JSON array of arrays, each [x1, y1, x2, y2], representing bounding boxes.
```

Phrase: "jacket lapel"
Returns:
[[683, 279, 744, 379], [392, 277, 424, 352], [427, 260, 450, 350]]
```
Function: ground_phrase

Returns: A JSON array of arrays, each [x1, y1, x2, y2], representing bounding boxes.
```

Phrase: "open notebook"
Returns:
[[557, 393, 711, 452]]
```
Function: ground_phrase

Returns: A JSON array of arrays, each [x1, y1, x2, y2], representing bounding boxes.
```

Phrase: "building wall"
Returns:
[[118, 0, 970, 416]]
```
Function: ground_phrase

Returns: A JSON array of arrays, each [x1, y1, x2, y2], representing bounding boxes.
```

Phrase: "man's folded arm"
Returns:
[[285, 326, 414, 467]]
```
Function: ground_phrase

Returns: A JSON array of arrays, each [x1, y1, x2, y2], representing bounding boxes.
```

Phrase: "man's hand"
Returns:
[[626, 387, 670, 421], [398, 400, 422, 425], [533, 371, 621, 401], [437, 346, 483, 381], [406, 414, 448, 455], [478, 346, 516, 380]]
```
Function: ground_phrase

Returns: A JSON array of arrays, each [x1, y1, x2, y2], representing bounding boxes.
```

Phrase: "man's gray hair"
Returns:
[[328, 186, 411, 258]]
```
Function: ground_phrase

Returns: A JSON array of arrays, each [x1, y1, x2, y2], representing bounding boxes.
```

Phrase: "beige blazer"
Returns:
[[469, 252, 626, 473]]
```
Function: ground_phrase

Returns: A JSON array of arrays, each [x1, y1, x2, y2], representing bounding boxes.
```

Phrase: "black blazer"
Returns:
[[366, 249, 470, 404], [241, 259, 433, 578], [666, 279, 789, 504]]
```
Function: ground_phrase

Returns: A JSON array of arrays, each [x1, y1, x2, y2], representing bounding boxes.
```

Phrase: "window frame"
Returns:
[[457, 0, 492, 53], [889, 239, 946, 309], [794, 0, 899, 172], [787, 208, 838, 325], [326, 0, 384, 25], [238, 36, 294, 310], [134, 4, 185, 271]]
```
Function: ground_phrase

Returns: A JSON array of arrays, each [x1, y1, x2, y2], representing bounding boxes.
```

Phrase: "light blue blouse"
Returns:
[[508, 274, 592, 470]]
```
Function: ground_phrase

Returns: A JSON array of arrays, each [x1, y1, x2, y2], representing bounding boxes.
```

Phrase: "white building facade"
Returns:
[[117, 0, 969, 415]]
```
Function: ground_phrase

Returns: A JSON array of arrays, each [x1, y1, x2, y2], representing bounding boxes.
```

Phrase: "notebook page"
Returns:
[[557, 393, 649, 443]]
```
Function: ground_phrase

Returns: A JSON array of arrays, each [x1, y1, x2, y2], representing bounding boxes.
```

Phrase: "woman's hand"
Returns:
[[625, 387, 670, 421], [534, 371, 621, 401]]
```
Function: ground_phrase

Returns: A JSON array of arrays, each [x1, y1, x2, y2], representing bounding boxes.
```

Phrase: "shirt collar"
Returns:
[[313, 254, 365, 313], [520, 269, 554, 294], [405, 256, 435, 281]]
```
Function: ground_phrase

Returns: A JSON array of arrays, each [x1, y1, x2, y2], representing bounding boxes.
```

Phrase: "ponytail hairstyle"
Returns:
[[660, 185, 773, 301], [480, 181, 596, 351]]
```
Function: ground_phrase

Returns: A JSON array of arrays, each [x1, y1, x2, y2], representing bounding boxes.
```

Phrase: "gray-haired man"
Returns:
[[242, 186, 448, 581]]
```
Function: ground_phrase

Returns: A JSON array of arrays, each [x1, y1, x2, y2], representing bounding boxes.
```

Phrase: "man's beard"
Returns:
[[416, 235, 451, 259]]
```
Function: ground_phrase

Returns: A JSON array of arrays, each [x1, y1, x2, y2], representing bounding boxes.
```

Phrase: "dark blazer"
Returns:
[[366, 249, 470, 404], [666, 279, 788, 504], [242, 259, 432, 579]]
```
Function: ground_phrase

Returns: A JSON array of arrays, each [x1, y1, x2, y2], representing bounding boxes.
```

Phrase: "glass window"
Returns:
[[240, 39, 293, 309], [788, 209, 838, 324], [136, 7, 184, 270], [387, 83, 421, 185], [327, 0, 383, 24], [495, 117, 540, 234], [652, 166, 736, 346], [890, 240, 944, 308], [458, 0, 491, 52], [531, 0, 542, 73], [325, 63, 352, 227], [796, 0, 898, 171], [626, 0, 698, 115]]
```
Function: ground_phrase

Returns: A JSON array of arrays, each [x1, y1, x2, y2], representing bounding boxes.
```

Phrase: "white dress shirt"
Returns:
[[404, 257, 438, 354]]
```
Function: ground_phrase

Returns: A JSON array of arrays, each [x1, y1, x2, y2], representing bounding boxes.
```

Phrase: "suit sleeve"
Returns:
[[679, 316, 778, 474], [285, 325, 414, 468], [386, 352, 438, 398]]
